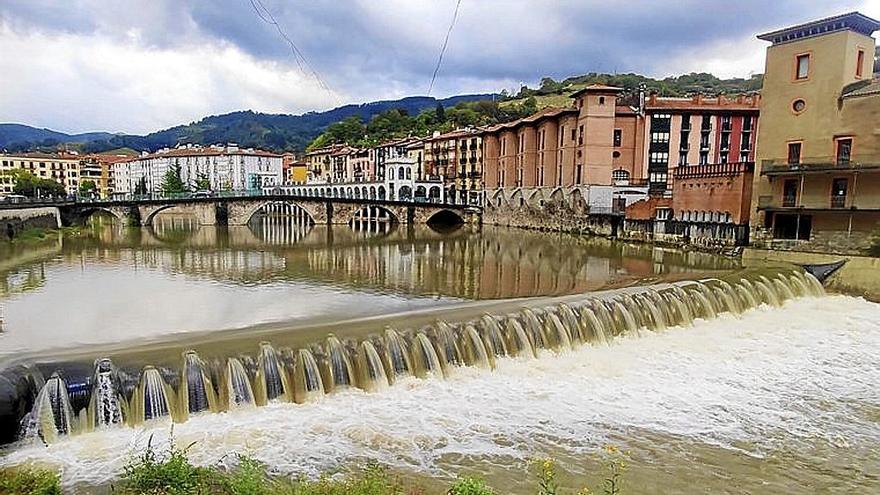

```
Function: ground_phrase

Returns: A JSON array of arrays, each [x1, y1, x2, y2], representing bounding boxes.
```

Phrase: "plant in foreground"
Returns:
[[448, 475, 495, 495], [0, 466, 61, 495]]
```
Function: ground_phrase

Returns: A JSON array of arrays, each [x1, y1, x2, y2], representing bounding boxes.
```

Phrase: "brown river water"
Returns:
[[0, 213, 876, 494]]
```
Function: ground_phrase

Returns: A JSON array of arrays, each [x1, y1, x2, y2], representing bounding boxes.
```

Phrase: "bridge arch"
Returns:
[[426, 208, 464, 227], [140, 203, 213, 227], [74, 206, 126, 224], [228, 200, 319, 226]]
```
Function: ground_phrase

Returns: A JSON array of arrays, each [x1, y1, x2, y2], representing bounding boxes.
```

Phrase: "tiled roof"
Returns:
[[123, 146, 281, 162], [841, 79, 880, 98], [483, 107, 578, 132], [570, 84, 625, 97]]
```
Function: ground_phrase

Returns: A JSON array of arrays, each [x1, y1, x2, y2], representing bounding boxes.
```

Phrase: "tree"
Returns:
[[194, 173, 211, 191], [79, 179, 98, 195], [435, 102, 446, 123], [4, 170, 66, 198], [161, 164, 187, 195]]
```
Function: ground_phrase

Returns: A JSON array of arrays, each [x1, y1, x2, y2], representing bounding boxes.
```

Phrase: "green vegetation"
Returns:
[[78, 179, 98, 195], [194, 173, 212, 191], [105, 439, 630, 495], [500, 72, 764, 111], [307, 98, 538, 151], [160, 164, 187, 194], [0, 439, 632, 495], [448, 476, 495, 495], [1, 170, 66, 198], [0, 466, 61, 495]]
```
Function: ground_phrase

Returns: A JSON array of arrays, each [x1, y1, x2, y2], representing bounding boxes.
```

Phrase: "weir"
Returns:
[[3, 267, 826, 446]]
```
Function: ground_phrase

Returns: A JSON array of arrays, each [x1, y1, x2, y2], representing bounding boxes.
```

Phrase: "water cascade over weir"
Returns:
[[13, 268, 827, 445]]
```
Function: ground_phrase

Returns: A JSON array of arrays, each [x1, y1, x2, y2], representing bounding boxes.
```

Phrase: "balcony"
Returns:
[[757, 194, 880, 212], [673, 161, 754, 179], [761, 155, 880, 176]]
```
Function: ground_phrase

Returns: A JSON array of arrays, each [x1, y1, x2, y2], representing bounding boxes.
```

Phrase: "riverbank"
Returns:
[[1, 442, 626, 495], [743, 248, 880, 302]]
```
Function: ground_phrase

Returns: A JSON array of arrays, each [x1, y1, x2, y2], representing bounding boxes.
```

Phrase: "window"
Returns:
[[613, 129, 622, 147], [783, 179, 798, 207], [831, 178, 848, 208], [836, 138, 853, 165], [578, 125, 584, 145], [678, 151, 688, 166], [598, 96, 606, 105], [571, 129, 576, 142], [699, 151, 709, 165], [787, 142, 802, 165], [740, 151, 750, 162], [792, 99, 806, 113], [856, 49, 865, 78], [795, 53, 810, 80], [612, 169, 630, 183], [559, 126, 565, 146]]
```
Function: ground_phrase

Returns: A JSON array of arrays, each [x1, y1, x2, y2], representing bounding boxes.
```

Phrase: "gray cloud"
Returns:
[[0, 0, 874, 133]]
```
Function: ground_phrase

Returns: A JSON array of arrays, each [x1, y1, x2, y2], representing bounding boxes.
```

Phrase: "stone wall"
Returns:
[[750, 227, 877, 256], [483, 199, 617, 236], [0, 207, 61, 238]]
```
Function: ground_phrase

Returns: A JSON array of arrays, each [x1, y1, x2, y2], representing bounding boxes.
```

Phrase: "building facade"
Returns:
[[0, 152, 81, 196], [113, 144, 283, 195], [423, 128, 483, 204], [751, 12, 880, 253]]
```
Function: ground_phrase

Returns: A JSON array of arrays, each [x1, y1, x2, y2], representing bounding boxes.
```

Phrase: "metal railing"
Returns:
[[761, 155, 880, 174], [673, 162, 754, 179]]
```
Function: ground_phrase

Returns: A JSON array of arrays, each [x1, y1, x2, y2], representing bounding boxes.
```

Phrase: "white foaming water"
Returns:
[[3, 295, 879, 489]]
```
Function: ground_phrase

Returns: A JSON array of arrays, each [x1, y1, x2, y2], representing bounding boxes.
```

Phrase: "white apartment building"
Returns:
[[113, 144, 283, 195]]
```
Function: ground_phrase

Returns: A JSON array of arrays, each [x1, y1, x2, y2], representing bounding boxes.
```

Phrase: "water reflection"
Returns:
[[0, 215, 740, 301], [0, 213, 740, 355]]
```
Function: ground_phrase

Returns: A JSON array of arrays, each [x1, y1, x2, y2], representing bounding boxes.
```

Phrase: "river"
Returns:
[[0, 213, 877, 494]]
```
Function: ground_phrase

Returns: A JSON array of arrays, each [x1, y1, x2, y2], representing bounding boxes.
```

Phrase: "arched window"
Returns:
[[611, 169, 630, 183]]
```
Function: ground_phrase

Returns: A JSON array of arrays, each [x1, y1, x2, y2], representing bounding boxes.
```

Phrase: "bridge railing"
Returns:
[[1, 189, 484, 209]]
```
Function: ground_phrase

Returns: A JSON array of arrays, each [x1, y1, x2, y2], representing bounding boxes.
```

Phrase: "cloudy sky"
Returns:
[[1, 0, 877, 135]]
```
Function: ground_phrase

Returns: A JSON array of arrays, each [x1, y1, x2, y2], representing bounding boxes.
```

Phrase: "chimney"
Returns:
[[638, 84, 647, 115], [648, 91, 658, 106], [432, 130, 441, 138]]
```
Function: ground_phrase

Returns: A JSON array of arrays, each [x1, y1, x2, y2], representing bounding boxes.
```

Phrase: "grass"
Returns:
[[0, 438, 629, 495], [0, 466, 62, 495], [498, 84, 588, 111]]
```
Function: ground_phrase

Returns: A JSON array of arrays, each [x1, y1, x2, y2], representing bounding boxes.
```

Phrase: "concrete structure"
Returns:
[[113, 144, 283, 195], [0, 152, 81, 195], [751, 12, 880, 254]]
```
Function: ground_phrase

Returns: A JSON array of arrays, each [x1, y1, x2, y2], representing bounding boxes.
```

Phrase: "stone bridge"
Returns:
[[56, 194, 481, 227]]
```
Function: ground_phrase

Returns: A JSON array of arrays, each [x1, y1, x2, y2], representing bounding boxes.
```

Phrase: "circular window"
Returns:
[[613, 151, 621, 158], [792, 99, 806, 113]]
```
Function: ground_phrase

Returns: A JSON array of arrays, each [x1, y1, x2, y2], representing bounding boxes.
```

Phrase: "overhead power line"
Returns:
[[247, 0, 337, 103], [428, 0, 463, 96]]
